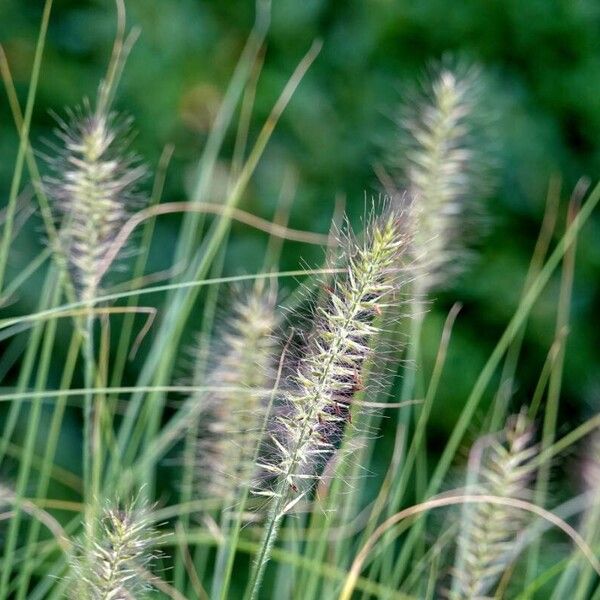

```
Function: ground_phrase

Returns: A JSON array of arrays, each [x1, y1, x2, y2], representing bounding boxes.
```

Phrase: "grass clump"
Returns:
[[0, 3, 599, 600]]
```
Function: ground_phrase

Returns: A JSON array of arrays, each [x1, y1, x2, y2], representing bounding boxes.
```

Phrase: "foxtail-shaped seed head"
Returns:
[[256, 212, 409, 510], [450, 412, 537, 599], [194, 285, 278, 502], [70, 499, 157, 600], [393, 64, 493, 290], [45, 100, 146, 303]]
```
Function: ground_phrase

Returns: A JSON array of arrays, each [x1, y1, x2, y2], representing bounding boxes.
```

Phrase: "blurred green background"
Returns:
[[1, 0, 599, 465]]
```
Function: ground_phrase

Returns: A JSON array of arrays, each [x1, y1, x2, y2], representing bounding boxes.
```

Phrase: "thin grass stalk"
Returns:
[[0, 248, 52, 308], [82, 312, 97, 540], [0, 40, 75, 306], [403, 524, 458, 595], [574, 510, 600, 597], [215, 332, 291, 600], [0, 0, 52, 292], [377, 295, 424, 583], [518, 545, 597, 600], [0, 269, 339, 338], [0, 272, 61, 598], [161, 529, 415, 600], [0, 280, 58, 465], [111, 40, 322, 492], [487, 176, 561, 431], [527, 332, 567, 420], [14, 330, 81, 599], [0, 385, 271, 405], [316, 376, 382, 600], [515, 547, 600, 600], [108, 145, 173, 406], [176, 52, 266, 576], [0, 335, 29, 383], [126, 7, 270, 495], [526, 195, 579, 585], [2, 443, 81, 495], [243, 493, 290, 600], [9, 511, 89, 600], [551, 434, 600, 599], [371, 305, 461, 596], [19, 520, 80, 600], [273, 516, 301, 598], [140, 203, 216, 508], [181, 250, 227, 591], [0, 274, 58, 468], [528, 414, 600, 473], [175, 428, 206, 589], [555, 513, 600, 600], [166, 1, 270, 290], [390, 181, 600, 585]]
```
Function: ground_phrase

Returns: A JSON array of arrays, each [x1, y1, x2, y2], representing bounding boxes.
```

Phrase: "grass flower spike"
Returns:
[[45, 100, 146, 302], [247, 211, 409, 599], [195, 285, 278, 502], [554, 431, 600, 597], [451, 412, 537, 599], [266, 214, 406, 495], [71, 500, 157, 599], [394, 65, 491, 289]]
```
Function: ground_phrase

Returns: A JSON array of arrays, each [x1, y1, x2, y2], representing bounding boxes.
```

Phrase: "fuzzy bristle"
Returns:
[[45, 102, 146, 302], [450, 412, 537, 599], [70, 500, 156, 599], [195, 286, 278, 502], [393, 64, 491, 289], [257, 213, 408, 506]]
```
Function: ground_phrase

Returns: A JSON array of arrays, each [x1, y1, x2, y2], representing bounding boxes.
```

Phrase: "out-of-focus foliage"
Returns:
[[1, 0, 599, 439]]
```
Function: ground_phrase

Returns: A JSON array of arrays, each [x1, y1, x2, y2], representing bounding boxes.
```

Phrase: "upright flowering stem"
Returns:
[[188, 286, 278, 599], [384, 65, 493, 585], [244, 213, 407, 600], [393, 64, 488, 454], [45, 97, 146, 534], [394, 65, 488, 436]]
